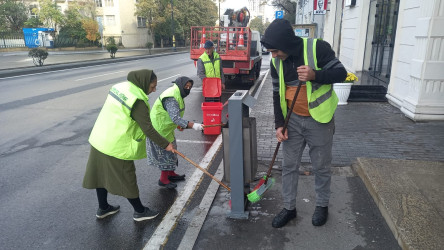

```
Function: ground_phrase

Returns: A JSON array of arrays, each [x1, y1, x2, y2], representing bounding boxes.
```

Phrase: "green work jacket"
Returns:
[[150, 85, 185, 142], [89, 81, 149, 160], [199, 51, 221, 78], [272, 38, 338, 123]]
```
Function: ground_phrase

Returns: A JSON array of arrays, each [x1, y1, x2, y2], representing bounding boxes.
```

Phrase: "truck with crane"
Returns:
[[190, 7, 263, 85]]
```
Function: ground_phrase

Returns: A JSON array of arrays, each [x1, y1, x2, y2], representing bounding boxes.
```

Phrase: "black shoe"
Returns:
[[168, 174, 186, 182], [272, 208, 297, 228], [158, 180, 177, 189], [133, 207, 159, 222], [312, 206, 328, 226], [96, 205, 120, 219]]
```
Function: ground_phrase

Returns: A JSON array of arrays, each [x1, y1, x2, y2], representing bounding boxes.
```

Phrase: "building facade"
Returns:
[[26, 0, 151, 48], [95, 0, 151, 47], [323, 0, 444, 121]]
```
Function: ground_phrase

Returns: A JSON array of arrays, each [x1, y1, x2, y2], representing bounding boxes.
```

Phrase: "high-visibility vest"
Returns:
[[89, 81, 149, 160], [199, 51, 221, 78], [272, 38, 338, 123], [150, 85, 185, 142]]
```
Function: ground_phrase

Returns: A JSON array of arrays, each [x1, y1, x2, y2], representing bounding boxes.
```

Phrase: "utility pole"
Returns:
[[171, 0, 176, 51]]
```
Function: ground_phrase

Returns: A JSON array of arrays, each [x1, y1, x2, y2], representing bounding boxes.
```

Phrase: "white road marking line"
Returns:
[[177, 160, 224, 250], [176, 139, 212, 144], [74, 71, 124, 81], [144, 135, 223, 250], [158, 74, 180, 82]]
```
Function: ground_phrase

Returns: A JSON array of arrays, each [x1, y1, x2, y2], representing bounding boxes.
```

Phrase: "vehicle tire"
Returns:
[[255, 61, 261, 78]]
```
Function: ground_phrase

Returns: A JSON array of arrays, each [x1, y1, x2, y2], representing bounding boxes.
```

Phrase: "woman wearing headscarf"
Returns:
[[148, 76, 203, 189], [82, 69, 174, 222]]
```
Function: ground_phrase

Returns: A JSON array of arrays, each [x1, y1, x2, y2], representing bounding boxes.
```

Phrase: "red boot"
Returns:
[[168, 171, 186, 182], [158, 171, 177, 189]]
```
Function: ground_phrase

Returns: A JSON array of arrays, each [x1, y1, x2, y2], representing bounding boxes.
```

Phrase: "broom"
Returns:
[[173, 149, 231, 191], [247, 82, 303, 203]]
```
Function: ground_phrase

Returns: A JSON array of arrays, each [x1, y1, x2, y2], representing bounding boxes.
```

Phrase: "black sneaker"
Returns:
[[272, 208, 297, 228], [158, 180, 177, 189], [312, 206, 328, 226], [168, 174, 186, 182], [133, 207, 159, 222], [96, 205, 120, 219]]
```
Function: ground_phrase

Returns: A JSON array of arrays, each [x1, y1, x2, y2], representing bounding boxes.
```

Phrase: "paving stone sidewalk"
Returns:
[[251, 73, 444, 166]]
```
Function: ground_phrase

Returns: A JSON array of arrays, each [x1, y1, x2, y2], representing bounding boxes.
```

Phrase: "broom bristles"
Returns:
[[247, 177, 275, 203]]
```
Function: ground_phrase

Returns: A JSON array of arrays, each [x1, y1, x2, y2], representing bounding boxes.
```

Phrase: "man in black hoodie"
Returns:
[[261, 19, 347, 228]]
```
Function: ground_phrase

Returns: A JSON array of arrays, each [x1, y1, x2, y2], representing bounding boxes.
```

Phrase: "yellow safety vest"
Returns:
[[199, 51, 221, 78], [89, 81, 149, 160], [150, 85, 185, 142], [272, 38, 338, 123]]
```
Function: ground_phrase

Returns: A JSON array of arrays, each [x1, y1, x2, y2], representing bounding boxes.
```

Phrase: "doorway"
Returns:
[[363, 0, 400, 87]]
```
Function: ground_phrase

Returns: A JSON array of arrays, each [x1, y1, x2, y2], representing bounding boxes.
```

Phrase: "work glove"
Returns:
[[192, 123, 204, 131]]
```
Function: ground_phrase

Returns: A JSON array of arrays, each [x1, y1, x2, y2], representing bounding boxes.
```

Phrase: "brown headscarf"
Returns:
[[127, 69, 155, 94]]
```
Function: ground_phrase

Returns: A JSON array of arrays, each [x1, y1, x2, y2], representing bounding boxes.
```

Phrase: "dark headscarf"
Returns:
[[174, 76, 194, 98], [260, 19, 303, 56], [127, 69, 154, 94]]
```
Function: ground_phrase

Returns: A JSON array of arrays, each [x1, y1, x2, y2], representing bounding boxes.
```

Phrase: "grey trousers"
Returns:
[[281, 113, 334, 209]]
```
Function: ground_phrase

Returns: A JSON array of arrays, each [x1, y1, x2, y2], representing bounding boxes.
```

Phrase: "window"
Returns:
[[104, 0, 114, 7], [29, 5, 38, 18], [95, 0, 102, 7], [106, 15, 116, 26], [137, 17, 147, 28], [96, 16, 103, 30]]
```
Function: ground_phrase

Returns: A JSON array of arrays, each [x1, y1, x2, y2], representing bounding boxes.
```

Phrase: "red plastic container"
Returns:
[[202, 77, 221, 98], [201, 102, 223, 135]]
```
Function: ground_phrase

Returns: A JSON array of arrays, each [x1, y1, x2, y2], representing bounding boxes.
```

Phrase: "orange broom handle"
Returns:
[[173, 149, 231, 191]]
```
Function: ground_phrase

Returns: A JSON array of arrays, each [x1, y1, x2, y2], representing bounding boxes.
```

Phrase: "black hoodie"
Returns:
[[261, 19, 347, 128]]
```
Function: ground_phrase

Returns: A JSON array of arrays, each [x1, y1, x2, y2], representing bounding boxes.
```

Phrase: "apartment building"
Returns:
[[95, 0, 151, 47], [323, 0, 444, 120], [25, 0, 151, 48]]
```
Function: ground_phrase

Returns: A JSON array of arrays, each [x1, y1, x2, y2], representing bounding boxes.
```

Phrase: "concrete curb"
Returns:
[[0, 50, 188, 78], [353, 157, 444, 250]]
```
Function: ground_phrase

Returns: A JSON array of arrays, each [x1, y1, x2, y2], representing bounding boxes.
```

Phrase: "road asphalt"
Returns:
[[1, 48, 443, 250]]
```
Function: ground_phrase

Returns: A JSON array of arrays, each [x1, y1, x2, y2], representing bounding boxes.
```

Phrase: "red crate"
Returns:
[[201, 102, 223, 135], [202, 77, 221, 98]]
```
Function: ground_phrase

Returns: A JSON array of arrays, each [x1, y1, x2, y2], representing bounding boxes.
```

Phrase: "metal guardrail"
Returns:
[[0, 32, 26, 48]]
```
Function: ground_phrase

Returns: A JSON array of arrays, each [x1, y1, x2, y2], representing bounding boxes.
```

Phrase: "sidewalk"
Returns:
[[190, 72, 444, 249]]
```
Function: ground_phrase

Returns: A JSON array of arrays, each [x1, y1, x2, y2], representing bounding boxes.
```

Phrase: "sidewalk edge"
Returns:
[[352, 158, 407, 250]]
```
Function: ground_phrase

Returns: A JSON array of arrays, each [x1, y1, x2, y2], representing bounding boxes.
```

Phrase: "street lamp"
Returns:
[[171, 0, 176, 51]]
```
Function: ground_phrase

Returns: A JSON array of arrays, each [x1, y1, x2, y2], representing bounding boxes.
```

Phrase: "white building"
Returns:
[[25, 0, 151, 48], [95, 0, 151, 47], [322, 0, 444, 121]]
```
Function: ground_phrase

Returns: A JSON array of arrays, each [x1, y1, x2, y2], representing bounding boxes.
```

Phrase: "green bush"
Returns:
[[106, 36, 116, 45], [106, 44, 118, 58], [28, 48, 48, 66], [146, 42, 153, 54]]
